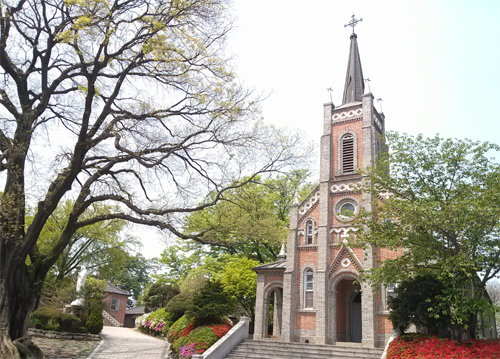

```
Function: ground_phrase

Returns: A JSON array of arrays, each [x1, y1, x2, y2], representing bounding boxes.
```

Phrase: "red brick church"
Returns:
[[253, 26, 397, 348]]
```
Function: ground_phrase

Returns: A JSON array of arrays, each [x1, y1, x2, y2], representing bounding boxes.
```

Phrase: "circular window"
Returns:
[[336, 199, 358, 221]]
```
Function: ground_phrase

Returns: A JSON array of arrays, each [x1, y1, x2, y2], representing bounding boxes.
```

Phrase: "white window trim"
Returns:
[[110, 298, 120, 312], [303, 268, 314, 309], [337, 131, 359, 175]]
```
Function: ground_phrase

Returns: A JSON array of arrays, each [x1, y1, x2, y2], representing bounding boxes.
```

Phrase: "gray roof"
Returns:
[[254, 260, 286, 272], [105, 283, 130, 296], [126, 306, 145, 315], [342, 33, 365, 105]]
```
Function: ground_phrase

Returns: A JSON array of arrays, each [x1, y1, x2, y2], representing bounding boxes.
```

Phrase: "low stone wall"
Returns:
[[28, 328, 101, 341]]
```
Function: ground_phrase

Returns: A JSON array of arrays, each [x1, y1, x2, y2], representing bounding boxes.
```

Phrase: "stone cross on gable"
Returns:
[[344, 14, 363, 34]]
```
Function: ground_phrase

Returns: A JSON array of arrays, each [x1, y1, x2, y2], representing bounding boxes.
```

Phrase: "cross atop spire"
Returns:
[[344, 14, 363, 34]]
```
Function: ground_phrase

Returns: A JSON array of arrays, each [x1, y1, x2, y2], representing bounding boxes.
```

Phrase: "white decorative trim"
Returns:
[[331, 182, 362, 193], [378, 191, 392, 199], [298, 191, 320, 215], [331, 108, 363, 121], [330, 226, 359, 241]]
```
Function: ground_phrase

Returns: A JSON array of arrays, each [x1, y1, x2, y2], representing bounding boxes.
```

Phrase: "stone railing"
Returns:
[[192, 317, 249, 359], [102, 309, 122, 327], [28, 328, 101, 341]]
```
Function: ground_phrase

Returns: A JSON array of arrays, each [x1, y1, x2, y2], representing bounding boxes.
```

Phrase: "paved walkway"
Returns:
[[89, 326, 169, 359]]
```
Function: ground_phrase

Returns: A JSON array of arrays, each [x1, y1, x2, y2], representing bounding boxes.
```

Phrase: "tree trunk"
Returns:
[[0, 250, 43, 359]]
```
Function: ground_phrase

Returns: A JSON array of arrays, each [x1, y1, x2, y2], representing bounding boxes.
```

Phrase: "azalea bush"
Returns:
[[387, 334, 500, 359], [166, 314, 195, 343], [172, 323, 232, 357], [136, 308, 173, 337]]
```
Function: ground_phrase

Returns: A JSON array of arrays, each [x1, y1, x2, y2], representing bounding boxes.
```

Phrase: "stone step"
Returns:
[[226, 340, 383, 359], [237, 340, 383, 355]]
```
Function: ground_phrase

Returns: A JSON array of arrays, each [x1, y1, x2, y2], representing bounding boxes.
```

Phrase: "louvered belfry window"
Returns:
[[342, 134, 355, 173]]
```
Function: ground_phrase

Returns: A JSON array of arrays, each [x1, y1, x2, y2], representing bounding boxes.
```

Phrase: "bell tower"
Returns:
[[254, 16, 391, 348]]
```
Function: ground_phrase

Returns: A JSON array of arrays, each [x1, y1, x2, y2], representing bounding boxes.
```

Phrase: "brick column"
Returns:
[[273, 289, 283, 337], [281, 204, 298, 342], [253, 273, 266, 340], [314, 103, 333, 344]]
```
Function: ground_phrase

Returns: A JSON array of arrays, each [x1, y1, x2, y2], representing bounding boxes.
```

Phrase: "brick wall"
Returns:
[[295, 313, 316, 330], [103, 293, 128, 325]]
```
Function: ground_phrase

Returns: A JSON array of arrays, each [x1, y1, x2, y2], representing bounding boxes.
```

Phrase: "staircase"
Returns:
[[102, 310, 122, 327], [226, 339, 384, 359]]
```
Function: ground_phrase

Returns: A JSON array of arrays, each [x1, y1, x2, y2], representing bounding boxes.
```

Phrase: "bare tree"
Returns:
[[486, 281, 500, 305], [0, 0, 302, 357]]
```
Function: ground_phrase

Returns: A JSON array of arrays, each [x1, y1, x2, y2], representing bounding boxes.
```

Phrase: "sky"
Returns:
[[144, 0, 500, 258]]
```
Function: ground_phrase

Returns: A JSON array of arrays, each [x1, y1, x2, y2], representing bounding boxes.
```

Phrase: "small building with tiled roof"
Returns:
[[124, 306, 146, 328], [103, 283, 130, 326]]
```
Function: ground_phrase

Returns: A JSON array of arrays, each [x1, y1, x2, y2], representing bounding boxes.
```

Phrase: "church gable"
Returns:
[[328, 246, 363, 277]]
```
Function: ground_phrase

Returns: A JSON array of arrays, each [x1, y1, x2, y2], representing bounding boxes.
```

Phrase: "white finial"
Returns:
[[277, 240, 287, 261], [364, 78, 371, 94]]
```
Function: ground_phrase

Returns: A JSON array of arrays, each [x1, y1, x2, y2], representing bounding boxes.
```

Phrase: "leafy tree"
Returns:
[[217, 257, 259, 322], [183, 171, 314, 263], [142, 282, 179, 313], [0, 0, 302, 356], [98, 253, 152, 301], [356, 133, 499, 340]]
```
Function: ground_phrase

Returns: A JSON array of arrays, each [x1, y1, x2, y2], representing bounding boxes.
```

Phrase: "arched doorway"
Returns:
[[262, 287, 283, 338], [335, 279, 361, 342]]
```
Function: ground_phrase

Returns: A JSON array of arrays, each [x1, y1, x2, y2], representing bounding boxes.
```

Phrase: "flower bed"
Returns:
[[136, 308, 173, 337], [387, 334, 500, 359]]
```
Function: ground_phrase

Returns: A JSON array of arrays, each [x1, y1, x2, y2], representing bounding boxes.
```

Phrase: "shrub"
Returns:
[[136, 307, 174, 336], [29, 307, 83, 333], [187, 280, 235, 326], [85, 311, 103, 334], [166, 314, 194, 343], [165, 293, 193, 321], [29, 307, 60, 329], [59, 313, 83, 332], [388, 275, 450, 335], [172, 326, 219, 355]]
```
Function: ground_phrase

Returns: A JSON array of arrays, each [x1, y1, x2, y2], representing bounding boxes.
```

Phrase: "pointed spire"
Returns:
[[342, 33, 365, 105]]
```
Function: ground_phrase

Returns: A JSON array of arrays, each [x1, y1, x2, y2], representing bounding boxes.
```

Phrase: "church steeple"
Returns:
[[341, 33, 365, 105]]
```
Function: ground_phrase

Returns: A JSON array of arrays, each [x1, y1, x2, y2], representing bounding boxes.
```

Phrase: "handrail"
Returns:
[[102, 309, 122, 327]]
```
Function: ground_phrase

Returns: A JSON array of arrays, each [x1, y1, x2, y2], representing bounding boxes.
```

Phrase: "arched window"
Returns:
[[304, 269, 314, 308], [341, 134, 355, 173], [305, 220, 313, 244]]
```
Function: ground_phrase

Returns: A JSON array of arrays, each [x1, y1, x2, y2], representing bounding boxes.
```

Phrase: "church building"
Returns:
[[253, 24, 396, 348]]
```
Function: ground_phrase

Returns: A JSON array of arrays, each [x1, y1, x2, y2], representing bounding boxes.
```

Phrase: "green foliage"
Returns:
[[356, 133, 500, 339], [142, 282, 179, 312], [29, 307, 84, 333], [167, 314, 193, 343], [165, 293, 193, 322], [187, 280, 235, 326], [182, 171, 314, 263], [388, 276, 450, 335], [179, 266, 211, 296], [217, 257, 259, 321], [172, 326, 219, 354], [81, 277, 106, 333], [85, 311, 103, 334], [136, 308, 173, 336]]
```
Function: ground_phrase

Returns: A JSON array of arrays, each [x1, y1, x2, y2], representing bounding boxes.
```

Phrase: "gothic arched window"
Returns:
[[341, 134, 355, 173], [304, 269, 314, 308], [305, 220, 313, 245]]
